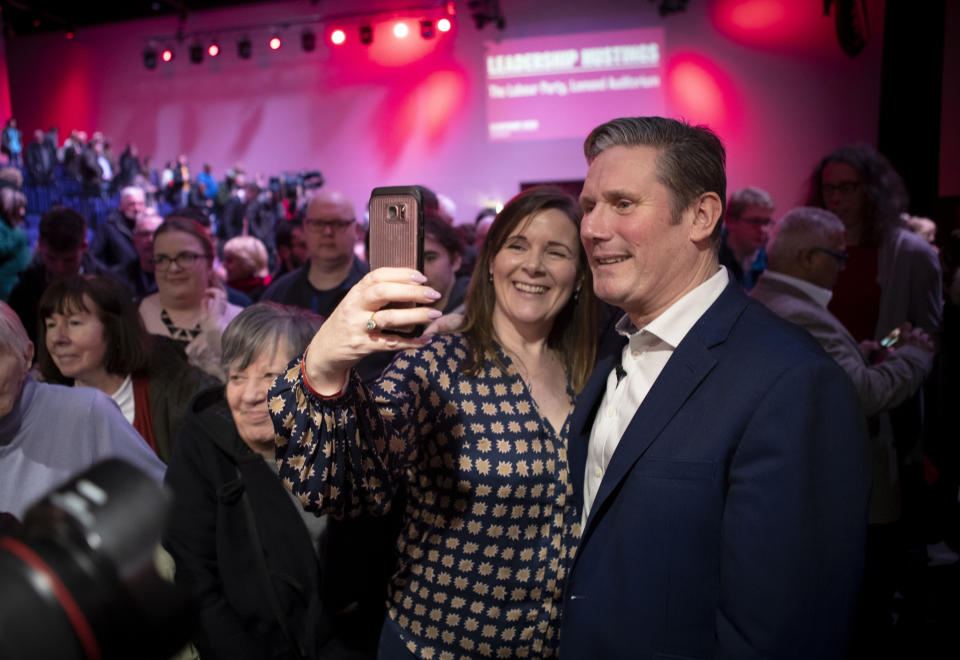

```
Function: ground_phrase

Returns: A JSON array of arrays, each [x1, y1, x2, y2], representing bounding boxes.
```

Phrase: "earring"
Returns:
[[573, 287, 581, 303], [488, 272, 493, 283]]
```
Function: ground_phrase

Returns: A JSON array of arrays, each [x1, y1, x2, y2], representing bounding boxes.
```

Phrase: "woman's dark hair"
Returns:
[[806, 144, 908, 245], [37, 275, 150, 384], [460, 186, 597, 393]]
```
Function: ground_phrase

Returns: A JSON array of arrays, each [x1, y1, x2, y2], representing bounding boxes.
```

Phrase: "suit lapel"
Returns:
[[580, 283, 748, 537], [569, 331, 626, 510]]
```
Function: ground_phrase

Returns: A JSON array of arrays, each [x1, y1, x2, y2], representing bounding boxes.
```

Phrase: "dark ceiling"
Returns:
[[0, 1, 282, 36]]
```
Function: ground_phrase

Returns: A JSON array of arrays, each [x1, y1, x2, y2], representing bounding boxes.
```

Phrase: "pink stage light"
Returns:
[[331, 29, 346, 45], [161, 49, 174, 63], [269, 36, 282, 50], [208, 43, 220, 57], [393, 22, 409, 38], [437, 18, 452, 33]]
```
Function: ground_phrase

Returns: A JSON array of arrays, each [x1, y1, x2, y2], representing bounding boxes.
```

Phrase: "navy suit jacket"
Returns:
[[559, 282, 871, 659]]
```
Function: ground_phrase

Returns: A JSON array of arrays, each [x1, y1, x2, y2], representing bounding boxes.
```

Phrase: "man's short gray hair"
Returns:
[[120, 186, 145, 201], [766, 207, 845, 270], [583, 116, 727, 241], [0, 301, 31, 367], [726, 187, 774, 221], [221, 302, 324, 373]]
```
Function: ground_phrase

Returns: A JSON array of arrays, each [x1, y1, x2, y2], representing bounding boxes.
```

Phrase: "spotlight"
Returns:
[[189, 42, 203, 64], [65, 31, 75, 40], [269, 36, 281, 50], [237, 36, 252, 59], [161, 48, 174, 63], [394, 22, 409, 38], [438, 18, 452, 32], [143, 48, 157, 70], [446, 1, 456, 14], [420, 20, 435, 39], [301, 29, 316, 52], [208, 42, 220, 57], [359, 25, 373, 45], [330, 28, 346, 45]]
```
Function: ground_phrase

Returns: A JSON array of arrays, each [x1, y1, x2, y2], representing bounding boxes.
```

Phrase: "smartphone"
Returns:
[[368, 186, 427, 336], [879, 327, 901, 349]]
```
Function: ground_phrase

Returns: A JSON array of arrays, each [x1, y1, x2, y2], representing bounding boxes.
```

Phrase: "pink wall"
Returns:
[[0, 28, 12, 125], [4, 0, 888, 222]]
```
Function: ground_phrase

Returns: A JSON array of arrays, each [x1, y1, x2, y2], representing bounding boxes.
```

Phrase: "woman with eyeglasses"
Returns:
[[139, 216, 242, 381]]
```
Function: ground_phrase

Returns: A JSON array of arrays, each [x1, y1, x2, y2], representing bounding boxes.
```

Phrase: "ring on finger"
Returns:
[[365, 314, 378, 332]]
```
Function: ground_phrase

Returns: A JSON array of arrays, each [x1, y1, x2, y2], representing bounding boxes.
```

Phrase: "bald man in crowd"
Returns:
[[261, 190, 367, 318]]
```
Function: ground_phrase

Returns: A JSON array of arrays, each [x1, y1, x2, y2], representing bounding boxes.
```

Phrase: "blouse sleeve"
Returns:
[[270, 348, 429, 519]]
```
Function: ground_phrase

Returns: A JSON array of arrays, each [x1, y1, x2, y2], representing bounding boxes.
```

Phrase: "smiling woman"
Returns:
[[36, 275, 218, 461], [138, 216, 243, 381], [162, 303, 387, 659], [269, 186, 599, 659]]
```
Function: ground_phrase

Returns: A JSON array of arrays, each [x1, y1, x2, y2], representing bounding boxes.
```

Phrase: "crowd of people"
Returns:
[[1, 115, 958, 659]]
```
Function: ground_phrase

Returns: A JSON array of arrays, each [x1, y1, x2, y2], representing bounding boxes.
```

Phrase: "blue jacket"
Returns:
[[560, 283, 870, 659]]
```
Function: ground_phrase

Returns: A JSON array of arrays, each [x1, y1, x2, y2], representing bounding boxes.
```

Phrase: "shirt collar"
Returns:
[[615, 266, 730, 348], [762, 270, 833, 308]]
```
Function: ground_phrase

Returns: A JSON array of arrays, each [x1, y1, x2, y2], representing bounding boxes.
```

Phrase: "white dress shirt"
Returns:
[[581, 267, 729, 527]]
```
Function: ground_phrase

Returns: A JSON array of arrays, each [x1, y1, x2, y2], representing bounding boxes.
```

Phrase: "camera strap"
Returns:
[[235, 465, 308, 660]]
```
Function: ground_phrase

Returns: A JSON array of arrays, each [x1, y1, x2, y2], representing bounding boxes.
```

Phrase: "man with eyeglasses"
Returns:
[[751, 206, 934, 657], [109, 210, 164, 303], [262, 190, 366, 319], [718, 186, 774, 290]]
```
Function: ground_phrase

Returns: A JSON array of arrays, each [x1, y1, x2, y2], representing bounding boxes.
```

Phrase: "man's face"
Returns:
[[821, 161, 865, 230], [580, 145, 700, 323], [302, 198, 356, 264], [0, 341, 32, 419], [423, 235, 462, 310], [133, 214, 163, 267], [119, 193, 146, 223], [39, 241, 85, 281], [808, 230, 848, 291], [726, 204, 772, 256]]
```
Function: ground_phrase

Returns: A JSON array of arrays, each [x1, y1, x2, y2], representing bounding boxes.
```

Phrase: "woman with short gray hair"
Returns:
[[163, 303, 380, 659]]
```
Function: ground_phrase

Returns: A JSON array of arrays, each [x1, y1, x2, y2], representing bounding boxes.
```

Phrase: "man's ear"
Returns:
[[451, 252, 463, 273], [688, 192, 723, 244], [23, 340, 34, 370]]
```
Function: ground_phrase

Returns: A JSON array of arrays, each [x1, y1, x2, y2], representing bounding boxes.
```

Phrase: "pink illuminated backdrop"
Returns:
[[3, 0, 925, 222]]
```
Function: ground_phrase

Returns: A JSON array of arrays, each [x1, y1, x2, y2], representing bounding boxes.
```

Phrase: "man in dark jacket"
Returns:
[[8, 207, 107, 342], [91, 187, 146, 268]]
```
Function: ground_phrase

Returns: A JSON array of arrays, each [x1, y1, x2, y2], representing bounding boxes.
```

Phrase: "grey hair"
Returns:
[[583, 116, 727, 239], [726, 186, 774, 221], [120, 186, 145, 201], [0, 301, 31, 366], [766, 207, 845, 270], [221, 302, 323, 373]]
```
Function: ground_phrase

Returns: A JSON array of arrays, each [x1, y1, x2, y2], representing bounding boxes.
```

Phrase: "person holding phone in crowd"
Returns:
[[270, 186, 597, 659]]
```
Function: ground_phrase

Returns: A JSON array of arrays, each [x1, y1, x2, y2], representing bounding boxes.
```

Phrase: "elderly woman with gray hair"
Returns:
[[162, 303, 385, 660]]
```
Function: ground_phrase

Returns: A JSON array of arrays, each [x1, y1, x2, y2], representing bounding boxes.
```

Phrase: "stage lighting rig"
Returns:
[[143, 48, 157, 70], [237, 36, 252, 59], [359, 25, 373, 45], [468, 0, 505, 30], [301, 29, 316, 52], [420, 19, 435, 39], [189, 42, 203, 63]]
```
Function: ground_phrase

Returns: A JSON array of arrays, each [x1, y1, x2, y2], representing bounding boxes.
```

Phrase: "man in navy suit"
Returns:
[[560, 117, 871, 659]]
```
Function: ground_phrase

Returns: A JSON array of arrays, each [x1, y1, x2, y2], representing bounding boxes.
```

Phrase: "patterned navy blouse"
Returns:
[[269, 332, 581, 659]]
